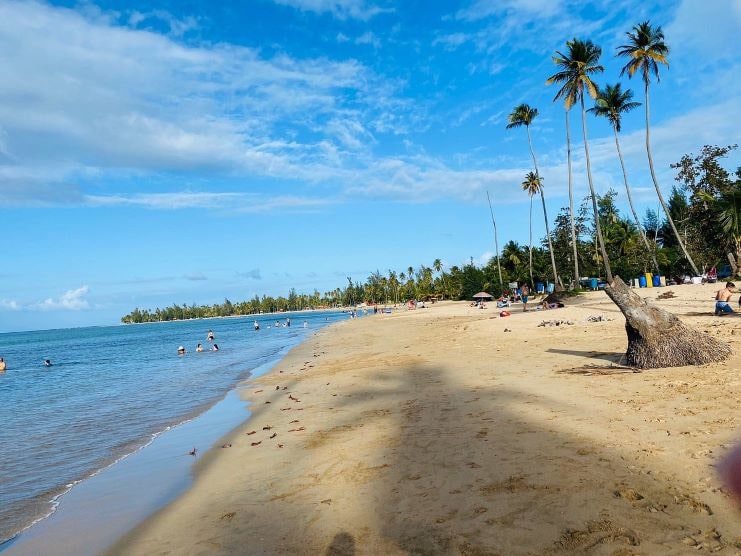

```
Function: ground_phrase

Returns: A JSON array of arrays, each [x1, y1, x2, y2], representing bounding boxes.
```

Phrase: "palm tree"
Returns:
[[485, 191, 504, 293], [506, 104, 560, 287], [547, 38, 613, 282], [565, 109, 580, 287], [521, 172, 539, 287], [617, 21, 699, 276], [588, 83, 660, 275], [432, 258, 447, 300]]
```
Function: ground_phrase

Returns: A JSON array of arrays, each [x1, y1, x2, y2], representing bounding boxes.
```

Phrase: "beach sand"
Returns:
[[110, 285, 741, 554]]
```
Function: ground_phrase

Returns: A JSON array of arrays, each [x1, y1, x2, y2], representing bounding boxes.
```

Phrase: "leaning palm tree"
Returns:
[[616, 21, 699, 276], [588, 83, 660, 275], [547, 38, 613, 282], [506, 104, 560, 287]]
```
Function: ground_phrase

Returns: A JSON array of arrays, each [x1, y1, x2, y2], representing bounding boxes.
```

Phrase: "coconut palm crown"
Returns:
[[546, 39, 604, 108], [506, 104, 539, 130], [521, 172, 542, 197], [616, 21, 669, 85], [587, 83, 641, 132]]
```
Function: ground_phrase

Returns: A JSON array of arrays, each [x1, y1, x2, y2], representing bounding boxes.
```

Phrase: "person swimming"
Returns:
[[0, 357, 6, 372], [44, 359, 52, 367], [196, 343, 204, 352], [212, 343, 219, 352], [207, 330, 215, 341], [177, 346, 186, 356], [254, 321, 260, 331]]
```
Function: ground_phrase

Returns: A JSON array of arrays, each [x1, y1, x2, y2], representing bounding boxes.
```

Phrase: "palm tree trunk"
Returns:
[[613, 126, 660, 274], [529, 195, 534, 288], [644, 82, 699, 276], [486, 191, 504, 293], [526, 126, 560, 288], [580, 95, 613, 282], [566, 110, 580, 287]]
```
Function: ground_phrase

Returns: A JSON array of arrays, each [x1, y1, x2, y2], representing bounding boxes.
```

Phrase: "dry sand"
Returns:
[[110, 284, 741, 555]]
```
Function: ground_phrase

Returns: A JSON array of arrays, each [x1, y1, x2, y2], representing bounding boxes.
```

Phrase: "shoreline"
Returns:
[[108, 287, 741, 554], [1, 326, 328, 555]]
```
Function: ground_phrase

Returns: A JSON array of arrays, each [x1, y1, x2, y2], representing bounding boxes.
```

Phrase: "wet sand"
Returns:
[[110, 285, 741, 554]]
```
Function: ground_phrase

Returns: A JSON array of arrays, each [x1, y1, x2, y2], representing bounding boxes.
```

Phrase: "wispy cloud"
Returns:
[[0, 299, 20, 310], [183, 272, 208, 281], [269, 0, 392, 20], [238, 269, 262, 280]]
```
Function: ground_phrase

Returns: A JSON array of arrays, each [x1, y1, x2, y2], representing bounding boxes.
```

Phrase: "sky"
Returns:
[[1, 0, 740, 332]]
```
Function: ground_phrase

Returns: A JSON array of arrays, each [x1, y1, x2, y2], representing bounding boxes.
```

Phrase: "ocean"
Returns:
[[0, 311, 352, 546]]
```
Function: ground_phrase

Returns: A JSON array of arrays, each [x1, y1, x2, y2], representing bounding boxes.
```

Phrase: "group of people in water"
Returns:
[[178, 330, 219, 356], [177, 319, 309, 355]]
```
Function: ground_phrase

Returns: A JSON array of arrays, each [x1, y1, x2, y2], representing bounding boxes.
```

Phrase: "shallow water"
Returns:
[[0, 311, 349, 543]]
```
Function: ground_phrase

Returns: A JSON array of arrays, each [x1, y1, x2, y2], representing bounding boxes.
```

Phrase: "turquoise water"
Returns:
[[0, 311, 349, 544]]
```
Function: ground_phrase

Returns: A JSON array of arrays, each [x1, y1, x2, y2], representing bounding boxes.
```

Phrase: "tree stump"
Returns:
[[603, 276, 732, 369]]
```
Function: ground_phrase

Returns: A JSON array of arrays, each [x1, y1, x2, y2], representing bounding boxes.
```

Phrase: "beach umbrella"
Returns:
[[472, 292, 493, 299]]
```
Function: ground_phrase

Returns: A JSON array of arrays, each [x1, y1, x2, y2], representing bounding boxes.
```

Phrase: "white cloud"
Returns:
[[0, 1, 413, 203], [355, 31, 381, 48], [269, 0, 392, 20], [183, 272, 208, 281], [37, 286, 90, 311], [0, 299, 20, 310]]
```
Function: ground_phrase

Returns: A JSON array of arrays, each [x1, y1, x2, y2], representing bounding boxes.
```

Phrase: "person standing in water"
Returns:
[[0, 357, 6, 372], [254, 321, 260, 331], [207, 330, 215, 342]]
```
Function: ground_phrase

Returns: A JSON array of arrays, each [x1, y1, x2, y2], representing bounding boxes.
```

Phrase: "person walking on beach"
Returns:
[[521, 284, 530, 312], [715, 282, 736, 315]]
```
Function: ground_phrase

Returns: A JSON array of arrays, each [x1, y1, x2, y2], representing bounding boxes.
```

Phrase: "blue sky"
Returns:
[[1, 0, 739, 332]]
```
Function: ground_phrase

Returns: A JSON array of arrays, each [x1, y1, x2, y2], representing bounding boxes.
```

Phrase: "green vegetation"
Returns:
[[122, 20, 741, 325]]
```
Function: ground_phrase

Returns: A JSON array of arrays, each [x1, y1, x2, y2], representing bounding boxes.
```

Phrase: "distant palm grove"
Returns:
[[122, 21, 740, 325]]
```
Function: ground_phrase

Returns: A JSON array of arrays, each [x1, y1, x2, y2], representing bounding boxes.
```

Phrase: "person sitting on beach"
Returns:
[[715, 282, 736, 316], [0, 357, 6, 372], [44, 359, 52, 367], [177, 346, 186, 356], [212, 343, 219, 352], [196, 343, 204, 352], [207, 330, 215, 341]]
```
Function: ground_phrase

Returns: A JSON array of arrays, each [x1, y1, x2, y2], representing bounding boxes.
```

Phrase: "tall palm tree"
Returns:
[[486, 190, 504, 293], [588, 83, 661, 274], [547, 38, 613, 282], [432, 258, 447, 300], [506, 104, 560, 287], [521, 172, 539, 287], [617, 21, 699, 276]]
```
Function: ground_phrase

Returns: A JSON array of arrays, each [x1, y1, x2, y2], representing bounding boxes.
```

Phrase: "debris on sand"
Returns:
[[538, 320, 574, 327], [657, 290, 676, 300], [586, 314, 613, 323]]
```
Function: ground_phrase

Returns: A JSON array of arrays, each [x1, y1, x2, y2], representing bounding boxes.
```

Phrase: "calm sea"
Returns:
[[0, 311, 351, 544]]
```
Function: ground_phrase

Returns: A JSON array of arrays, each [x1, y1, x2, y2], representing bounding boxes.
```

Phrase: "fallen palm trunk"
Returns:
[[604, 276, 732, 369]]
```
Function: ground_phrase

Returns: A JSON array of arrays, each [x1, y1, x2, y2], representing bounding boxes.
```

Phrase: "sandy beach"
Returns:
[[110, 284, 741, 554]]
